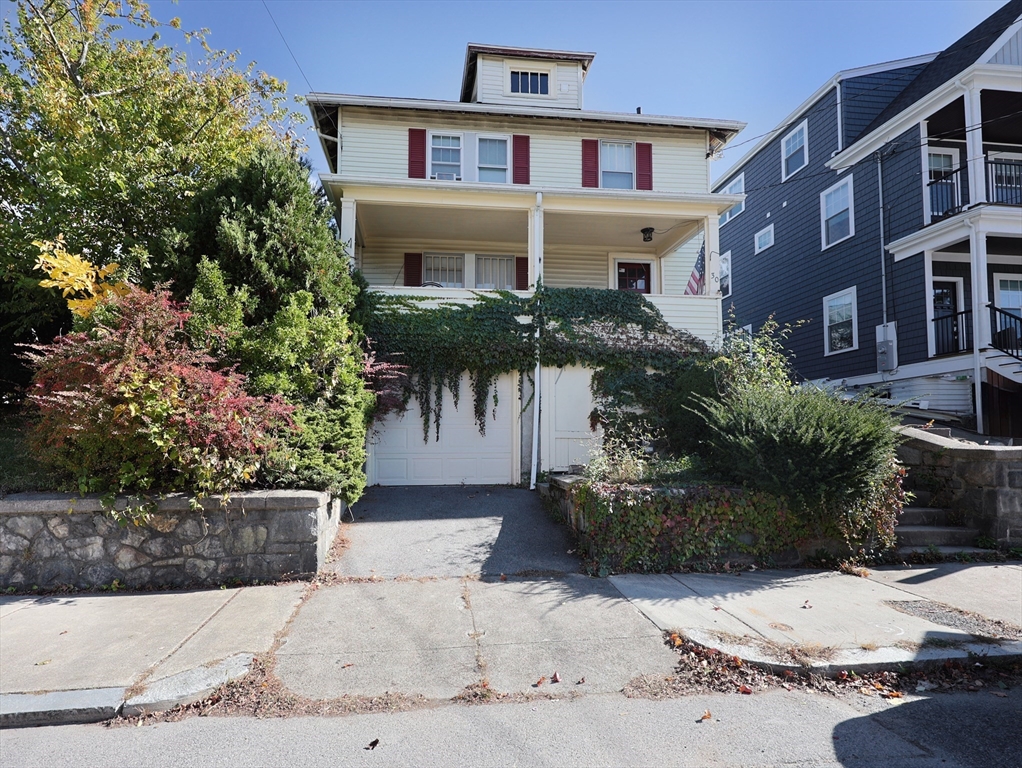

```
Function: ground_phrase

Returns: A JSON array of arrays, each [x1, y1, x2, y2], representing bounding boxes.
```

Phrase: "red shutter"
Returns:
[[403, 253, 423, 286], [512, 135, 530, 185], [408, 129, 426, 179], [636, 142, 653, 190], [582, 139, 599, 188], [515, 257, 530, 290]]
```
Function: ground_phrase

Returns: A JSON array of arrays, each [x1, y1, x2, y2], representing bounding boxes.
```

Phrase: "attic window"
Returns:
[[511, 70, 549, 95]]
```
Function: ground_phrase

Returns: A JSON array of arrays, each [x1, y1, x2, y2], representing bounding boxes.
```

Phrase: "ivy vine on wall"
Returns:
[[363, 283, 707, 441]]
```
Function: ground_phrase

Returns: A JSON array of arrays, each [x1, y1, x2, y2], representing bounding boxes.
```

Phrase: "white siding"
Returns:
[[338, 108, 708, 192], [888, 373, 974, 415], [661, 235, 703, 296], [359, 239, 527, 287], [988, 28, 1021, 65], [475, 56, 582, 110], [544, 246, 609, 289], [646, 295, 722, 346]]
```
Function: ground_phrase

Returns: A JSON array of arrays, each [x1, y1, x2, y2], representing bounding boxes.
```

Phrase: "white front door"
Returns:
[[367, 373, 518, 485]]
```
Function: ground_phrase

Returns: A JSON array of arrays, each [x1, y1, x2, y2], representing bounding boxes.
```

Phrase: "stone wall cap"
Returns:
[[0, 490, 330, 515], [895, 426, 1022, 460]]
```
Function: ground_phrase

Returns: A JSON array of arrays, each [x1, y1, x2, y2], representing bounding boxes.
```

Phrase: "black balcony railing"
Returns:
[[928, 166, 965, 220], [987, 159, 1022, 206], [990, 305, 1022, 361], [933, 310, 973, 356]]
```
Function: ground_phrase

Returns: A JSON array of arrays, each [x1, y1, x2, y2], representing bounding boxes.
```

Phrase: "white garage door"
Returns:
[[367, 373, 518, 485]]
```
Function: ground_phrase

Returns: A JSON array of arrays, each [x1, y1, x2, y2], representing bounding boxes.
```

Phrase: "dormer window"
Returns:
[[430, 133, 462, 180], [511, 70, 549, 95]]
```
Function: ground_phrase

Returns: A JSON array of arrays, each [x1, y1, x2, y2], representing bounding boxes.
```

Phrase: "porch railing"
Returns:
[[933, 309, 973, 356], [987, 159, 1022, 206], [990, 305, 1022, 361], [927, 166, 965, 220]]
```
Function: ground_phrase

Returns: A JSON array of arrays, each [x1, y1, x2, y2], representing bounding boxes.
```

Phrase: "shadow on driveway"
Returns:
[[332, 486, 580, 579]]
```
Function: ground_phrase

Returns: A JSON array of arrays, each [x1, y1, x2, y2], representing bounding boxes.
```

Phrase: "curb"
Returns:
[[0, 654, 254, 729]]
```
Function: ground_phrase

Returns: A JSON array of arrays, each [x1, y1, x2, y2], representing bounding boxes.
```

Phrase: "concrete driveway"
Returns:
[[329, 486, 581, 578]]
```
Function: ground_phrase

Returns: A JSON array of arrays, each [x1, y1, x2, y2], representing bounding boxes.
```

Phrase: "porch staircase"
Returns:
[[895, 505, 986, 557]]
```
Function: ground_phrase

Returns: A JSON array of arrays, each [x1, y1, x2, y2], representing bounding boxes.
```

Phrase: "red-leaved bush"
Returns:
[[23, 286, 292, 513]]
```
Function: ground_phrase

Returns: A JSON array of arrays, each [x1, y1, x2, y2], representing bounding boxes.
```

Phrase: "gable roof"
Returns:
[[857, 0, 1022, 138], [460, 44, 596, 103]]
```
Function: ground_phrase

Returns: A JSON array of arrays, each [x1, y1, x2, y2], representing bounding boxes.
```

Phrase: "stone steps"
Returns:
[[895, 524, 980, 548], [898, 506, 953, 526]]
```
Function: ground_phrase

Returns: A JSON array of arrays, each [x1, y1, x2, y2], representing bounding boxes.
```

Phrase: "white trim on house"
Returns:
[[504, 60, 557, 99], [719, 173, 745, 226], [710, 53, 937, 191], [781, 119, 809, 181], [927, 271, 966, 358], [820, 175, 855, 249], [980, 16, 1022, 64], [754, 224, 775, 254], [888, 205, 1022, 261], [823, 285, 859, 356], [923, 145, 962, 223]]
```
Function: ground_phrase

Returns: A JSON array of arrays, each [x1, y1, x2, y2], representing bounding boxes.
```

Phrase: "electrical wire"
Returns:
[[262, 0, 313, 93]]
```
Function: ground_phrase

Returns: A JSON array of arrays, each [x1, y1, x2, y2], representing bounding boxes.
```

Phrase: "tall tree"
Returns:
[[0, 0, 299, 354]]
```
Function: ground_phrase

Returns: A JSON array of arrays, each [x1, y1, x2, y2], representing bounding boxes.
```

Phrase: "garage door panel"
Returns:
[[369, 373, 516, 486]]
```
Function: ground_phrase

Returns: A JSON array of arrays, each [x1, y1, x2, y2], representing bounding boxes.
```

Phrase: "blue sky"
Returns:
[[9, 0, 1009, 179]]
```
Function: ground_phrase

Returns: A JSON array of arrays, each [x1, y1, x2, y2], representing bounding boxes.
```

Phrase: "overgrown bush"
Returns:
[[661, 357, 718, 455], [23, 286, 292, 518], [572, 482, 803, 574]]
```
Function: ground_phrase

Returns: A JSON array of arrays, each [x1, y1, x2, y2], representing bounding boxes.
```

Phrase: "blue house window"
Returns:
[[511, 71, 549, 95]]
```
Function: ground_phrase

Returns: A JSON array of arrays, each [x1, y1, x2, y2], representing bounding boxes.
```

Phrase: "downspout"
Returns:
[[835, 79, 843, 153], [529, 327, 541, 490], [965, 217, 984, 434], [876, 152, 888, 327]]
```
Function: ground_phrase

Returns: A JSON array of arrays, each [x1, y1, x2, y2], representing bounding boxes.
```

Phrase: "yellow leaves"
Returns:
[[34, 236, 130, 317]]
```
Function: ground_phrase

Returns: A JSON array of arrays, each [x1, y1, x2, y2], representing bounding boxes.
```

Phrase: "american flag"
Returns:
[[684, 241, 705, 295]]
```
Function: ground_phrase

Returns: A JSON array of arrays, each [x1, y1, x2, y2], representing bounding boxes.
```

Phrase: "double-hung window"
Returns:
[[824, 287, 858, 355], [601, 141, 634, 189], [821, 176, 854, 248], [423, 253, 464, 287], [478, 137, 508, 183], [754, 224, 774, 254], [782, 120, 808, 180], [430, 134, 461, 180], [719, 174, 745, 226]]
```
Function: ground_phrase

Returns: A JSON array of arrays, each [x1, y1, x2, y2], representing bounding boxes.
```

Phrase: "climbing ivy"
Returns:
[[363, 284, 707, 442]]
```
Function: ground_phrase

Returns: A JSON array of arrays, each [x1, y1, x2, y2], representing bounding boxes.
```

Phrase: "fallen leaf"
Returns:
[[697, 709, 712, 722], [712, 606, 722, 611], [576, 677, 586, 685], [801, 600, 813, 609], [739, 684, 753, 694], [59, 631, 67, 635], [881, 691, 903, 699], [782, 683, 793, 691], [551, 671, 561, 683], [534, 676, 547, 687], [35, 660, 51, 666], [341, 663, 354, 669], [838, 671, 850, 681], [670, 633, 684, 648], [873, 682, 885, 690], [991, 692, 1008, 698], [500, 574, 507, 582], [364, 738, 379, 751]]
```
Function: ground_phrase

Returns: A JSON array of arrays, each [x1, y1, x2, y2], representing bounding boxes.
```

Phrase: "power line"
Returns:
[[262, 0, 313, 93]]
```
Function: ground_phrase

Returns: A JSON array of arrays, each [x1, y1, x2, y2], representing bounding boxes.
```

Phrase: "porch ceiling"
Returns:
[[937, 235, 1022, 256], [356, 203, 528, 245], [544, 212, 701, 251]]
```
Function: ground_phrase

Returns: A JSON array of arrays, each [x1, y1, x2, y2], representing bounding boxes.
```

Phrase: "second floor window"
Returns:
[[430, 134, 461, 180], [602, 141, 634, 189], [511, 70, 549, 95], [782, 120, 808, 180], [821, 176, 854, 248], [478, 137, 508, 183], [719, 174, 745, 226]]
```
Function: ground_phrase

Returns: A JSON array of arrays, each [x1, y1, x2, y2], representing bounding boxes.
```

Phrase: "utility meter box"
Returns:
[[876, 323, 898, 372]]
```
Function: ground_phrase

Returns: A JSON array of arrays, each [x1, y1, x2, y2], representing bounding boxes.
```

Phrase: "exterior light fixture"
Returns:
[[641, 227, 654, 242]]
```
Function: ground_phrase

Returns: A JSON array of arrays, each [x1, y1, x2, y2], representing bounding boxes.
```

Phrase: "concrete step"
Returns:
[[896, 545, 992, 558], [898, 507, 953, 526], [895, 525, 980, 548]]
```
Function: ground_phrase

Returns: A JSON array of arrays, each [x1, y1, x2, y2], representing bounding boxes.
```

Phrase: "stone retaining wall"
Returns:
[[896, 426, 1022, 547], [0, 491, 342, 589]]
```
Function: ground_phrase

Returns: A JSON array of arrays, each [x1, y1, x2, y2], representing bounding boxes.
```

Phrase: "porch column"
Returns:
[[967, 220, 986, 434], [704, 216, 721, 296], [531, 192, 544, 285], [964, 84, 986, 205], [975, 228, 991, 346], [339, 199, 357, 266]]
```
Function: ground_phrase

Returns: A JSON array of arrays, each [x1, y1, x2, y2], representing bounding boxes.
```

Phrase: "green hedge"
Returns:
[[571, 481, 808, 573]]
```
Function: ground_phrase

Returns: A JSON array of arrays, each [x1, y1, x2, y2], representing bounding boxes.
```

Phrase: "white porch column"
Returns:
[[532, 192, 544, 285], [339, 199, 357, 266], [704, 216, 721, 296], [975, 227, 991, 346], [967, 219, 985, 434], [964, 84, 986, 206]]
